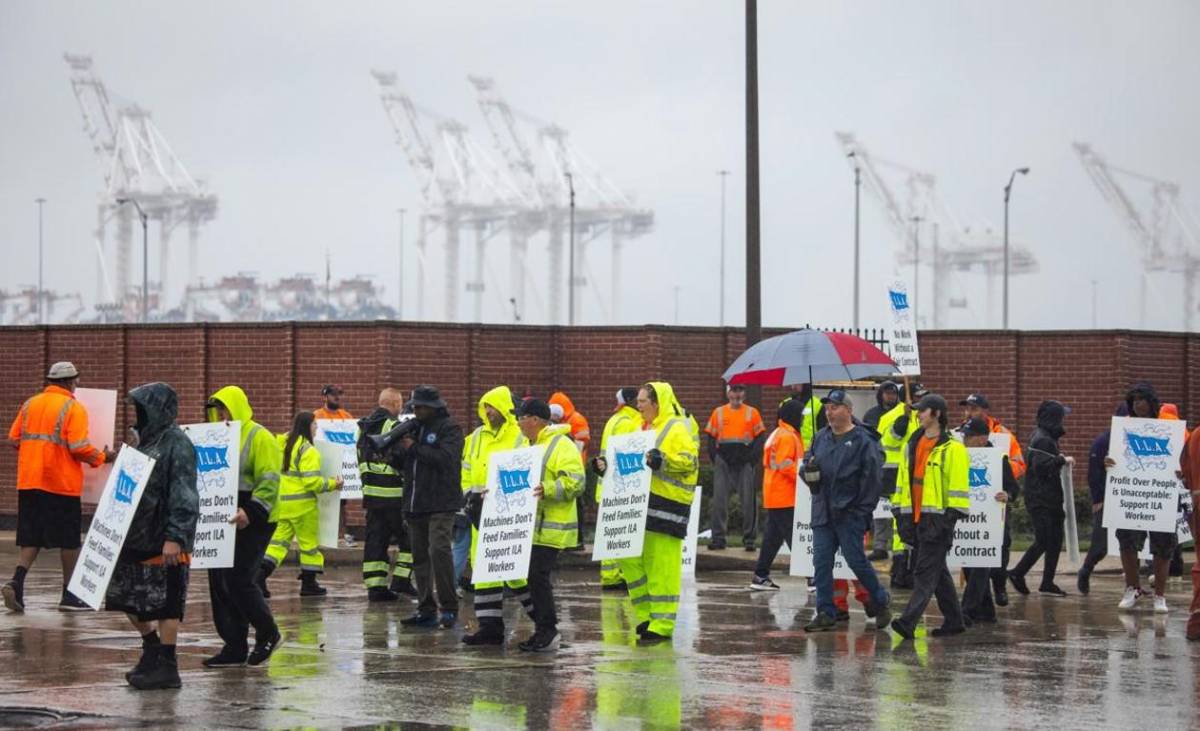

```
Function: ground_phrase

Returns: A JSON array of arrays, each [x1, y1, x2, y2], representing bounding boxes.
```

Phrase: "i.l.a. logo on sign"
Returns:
[[323, 430, 356, 445], [1124, 424, 1173, 472], [969, 467, 991, 488], [494, 451, 535, 515]]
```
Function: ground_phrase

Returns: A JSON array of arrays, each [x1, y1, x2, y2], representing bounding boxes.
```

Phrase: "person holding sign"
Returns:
[[3, 361, 116, 613], [314, 385, 353, 420], [958, 418, 1020, 625], [507, 399, 585, 652], [749, 398, 804, 591], [261, 412, 343, 597], [617, 382, 698, 644], [890, 394, 970, 639], [592, 387, 641, 590], [1077, 403, 1128, 595], [1008, 400, 1073, 598], [104, 383, 199, 690], [801, 389, 890, 633], [203, 386, 282, 669], [461, 386, 534, 647], [1112, 382, 1178, 613]]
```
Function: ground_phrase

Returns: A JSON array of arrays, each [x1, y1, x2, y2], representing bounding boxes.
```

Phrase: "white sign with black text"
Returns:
[[1102, 417, 1187, 533], [947, 447, 1005, 568], [180, 421, 240, 569], [789, 481, 855, 580], [316, 419, 363, 500], [592, 430, 656, 561], [472, 445, 546, 584]]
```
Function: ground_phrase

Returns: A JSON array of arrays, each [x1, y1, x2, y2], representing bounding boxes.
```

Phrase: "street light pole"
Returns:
[[565, 172, 576, 326], [397, 208, 406, 319], [117, 197, 149, 322], [1002, 166, 1030, 330], [911, 215, 923, 328], [718, 169, 730, 327], [744, 0, 763, 406], [35, 198, 45, 324], [849, 154, 861, 329]]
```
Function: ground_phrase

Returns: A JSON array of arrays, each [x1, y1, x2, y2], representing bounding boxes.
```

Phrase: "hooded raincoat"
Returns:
[[122, 383, 200, 557], [208, 386, 281, 523]]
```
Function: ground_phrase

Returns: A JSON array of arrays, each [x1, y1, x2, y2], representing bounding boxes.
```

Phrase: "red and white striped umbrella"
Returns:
[[722, 329, 898, 386]]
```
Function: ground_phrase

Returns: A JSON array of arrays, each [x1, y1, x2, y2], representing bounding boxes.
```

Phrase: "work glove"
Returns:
[[645, 449, 664, 471], [590, 456, 607, 477], [465, 492, 485, 529]]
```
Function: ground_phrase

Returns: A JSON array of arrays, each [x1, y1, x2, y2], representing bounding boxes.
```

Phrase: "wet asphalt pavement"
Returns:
[[0, 564, 1196, 730]]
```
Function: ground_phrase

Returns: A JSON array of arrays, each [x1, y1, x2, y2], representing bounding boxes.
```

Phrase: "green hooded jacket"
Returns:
[[461, 386, 527, 494], [208, 386, 281, 522]]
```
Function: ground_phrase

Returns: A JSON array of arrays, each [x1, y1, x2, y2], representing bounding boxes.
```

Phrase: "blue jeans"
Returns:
[[813, 514, 889, 619], [452, 514, 471, 585]]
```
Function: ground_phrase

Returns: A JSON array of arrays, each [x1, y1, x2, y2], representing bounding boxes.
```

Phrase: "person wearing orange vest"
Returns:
[[313, 385, 353, 421], [749, 399, 804, 590], [958, 393, 1025, 606], [1180, 422, 1200, 641], [3, 361, 115, 613], [705, 384, 766, 551]]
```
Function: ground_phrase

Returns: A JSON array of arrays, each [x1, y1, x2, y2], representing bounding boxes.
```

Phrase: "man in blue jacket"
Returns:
[[802, 389, 891, 632]]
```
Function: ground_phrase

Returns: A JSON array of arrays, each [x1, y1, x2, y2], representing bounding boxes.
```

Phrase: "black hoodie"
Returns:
[[1024, 400, 1069, 512], [863, 381, 899, 433], [120, 383, 200, 559]]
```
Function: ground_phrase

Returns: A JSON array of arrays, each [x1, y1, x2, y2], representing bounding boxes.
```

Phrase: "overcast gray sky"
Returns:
[[2, 1, 1198, 331]]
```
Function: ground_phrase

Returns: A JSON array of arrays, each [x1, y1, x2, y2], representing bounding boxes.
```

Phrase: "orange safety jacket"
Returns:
[[762, 421, 804, 509], [986, 416, 1027, 480], [313, 407, 353, 420], [8, 385, 106, 497], [705, 403, 765, 446], [549, 392, 591, 458]]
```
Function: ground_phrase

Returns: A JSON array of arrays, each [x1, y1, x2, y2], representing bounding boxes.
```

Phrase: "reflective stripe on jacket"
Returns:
[[644, 382, 699, 539], [762, 422, 803, 509], [360, 417, 403, 500], [8, 385, 106, 497], [879, 402, 918, 473], [532, 430, 586, 549], [704, 403, 765, 445], [893, 431, 970, 517], [463, 386, 527, 494], [277, 436, 338, 519]]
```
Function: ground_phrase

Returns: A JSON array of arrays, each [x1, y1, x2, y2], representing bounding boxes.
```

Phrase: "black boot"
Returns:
[[256, 561, 275, 599], [129, 645, 181, 690], [299, 572, 327, 597], [390, 575, 418, 598], [126, 631, 161, 682]]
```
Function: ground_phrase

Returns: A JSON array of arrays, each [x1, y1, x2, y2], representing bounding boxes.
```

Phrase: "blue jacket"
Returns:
[[807, 423, 883, 528]]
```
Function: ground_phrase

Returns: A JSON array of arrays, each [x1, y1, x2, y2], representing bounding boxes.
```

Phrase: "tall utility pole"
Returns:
[[911, 215, 923, 328], [35, 198, 45, 324], [1003, 166, 1030, 329], [397, 208, 406, 319], [744, 0, 762, 404], [565, 172, 576, 326], [718, 169, 730, 327], [848, 153, 861, 329]]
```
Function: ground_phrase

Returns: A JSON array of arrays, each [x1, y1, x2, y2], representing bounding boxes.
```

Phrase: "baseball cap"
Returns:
[[820, 389, 852, 406], [962, 416, 990, 436], [959, 393, 990, 409], [513, 398, 552, 421], [47, 361, 79, 379]]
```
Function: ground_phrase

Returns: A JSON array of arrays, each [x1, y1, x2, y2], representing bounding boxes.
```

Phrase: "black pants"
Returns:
[[989, 509, 1013, 594], [1079, 504, 1107, 577], [897, 523, 964, 632], [1012, 507, 1064, 587], [408, 512, 458, 615], [528, 545, 560, 634], [754, 507, 794, 578], [962, 568, 996, 620], [363, 505, 412, 588], [209, 511, 278, 652]]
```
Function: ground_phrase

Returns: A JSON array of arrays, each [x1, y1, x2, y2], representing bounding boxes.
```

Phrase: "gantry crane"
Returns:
[[372, 70, 527, 322], [836, 132, 1038, 328], [65, 53, 217, 319], [468, 76, 653, 324], [1074, 142, 1200, 331]]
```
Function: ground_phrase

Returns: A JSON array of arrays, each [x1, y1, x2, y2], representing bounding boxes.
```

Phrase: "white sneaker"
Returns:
[[1153, 595, 1168, 614], [1118, 587, 1139, 611]]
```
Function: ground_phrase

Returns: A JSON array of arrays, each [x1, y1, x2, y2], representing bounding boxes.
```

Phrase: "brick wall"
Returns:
[[1, 323, 1196, 527]]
